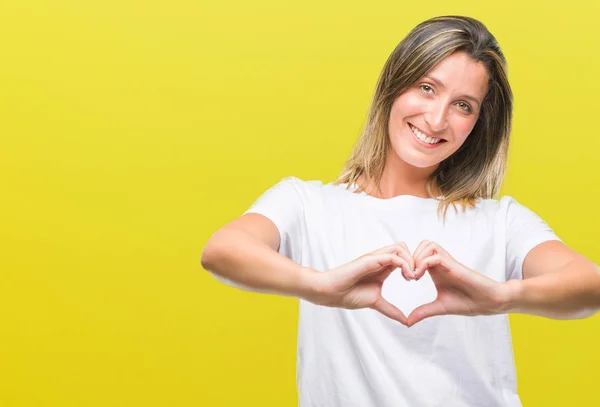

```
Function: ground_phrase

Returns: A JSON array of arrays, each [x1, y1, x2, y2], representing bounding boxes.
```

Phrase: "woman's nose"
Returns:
[[424, 101, 449, 133]]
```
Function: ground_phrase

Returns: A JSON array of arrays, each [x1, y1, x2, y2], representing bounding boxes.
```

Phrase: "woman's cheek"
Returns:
[[458, 118, 478, 139], [406, 92, 427, 110]]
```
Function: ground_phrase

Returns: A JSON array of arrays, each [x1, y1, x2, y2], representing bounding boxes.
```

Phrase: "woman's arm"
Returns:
[[201, 213, 415, 324], [504, 240, 600, 319], [201, 213, 320, 300], [405, 240, 599, 326]]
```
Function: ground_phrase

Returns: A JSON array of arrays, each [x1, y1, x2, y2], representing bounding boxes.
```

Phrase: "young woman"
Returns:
[[201, 15, 600, 407]]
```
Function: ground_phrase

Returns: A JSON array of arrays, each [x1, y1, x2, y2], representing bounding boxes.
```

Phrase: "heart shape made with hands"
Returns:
[[377, 240, 504, 326], [381, 240, 441, 317], [381, 269, 437, 316], [380, 240, 443, 317]]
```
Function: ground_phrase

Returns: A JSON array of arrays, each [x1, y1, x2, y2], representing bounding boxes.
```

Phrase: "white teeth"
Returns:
[[410, 125, 441, 144]]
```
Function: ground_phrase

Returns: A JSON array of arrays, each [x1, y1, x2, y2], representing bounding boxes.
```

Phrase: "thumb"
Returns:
[[372, 265, 396, 284], [407, 300, 447, 327], [371, 297, 408, 326]]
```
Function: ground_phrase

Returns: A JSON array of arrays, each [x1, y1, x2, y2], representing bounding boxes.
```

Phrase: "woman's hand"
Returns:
[[307, 243, 416, 325], [407, 240, 510, 326]]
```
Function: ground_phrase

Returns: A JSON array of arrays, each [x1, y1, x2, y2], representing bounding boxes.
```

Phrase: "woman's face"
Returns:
[[387, 51, 489, 170]]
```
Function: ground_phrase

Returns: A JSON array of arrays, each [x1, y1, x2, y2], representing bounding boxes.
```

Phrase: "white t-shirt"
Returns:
[[243, 176, 561, 407]]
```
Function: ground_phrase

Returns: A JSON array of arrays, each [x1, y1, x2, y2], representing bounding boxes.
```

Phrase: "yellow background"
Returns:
[[1, 1, 598, 406]]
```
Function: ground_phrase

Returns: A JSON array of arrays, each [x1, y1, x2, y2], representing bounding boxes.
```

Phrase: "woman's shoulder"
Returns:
[[278, 176, 322, 187], [478, 195, 524, 208], [277, 176, 344, 193], [473, 195, 533, 219], [271, 176, 355, 204]]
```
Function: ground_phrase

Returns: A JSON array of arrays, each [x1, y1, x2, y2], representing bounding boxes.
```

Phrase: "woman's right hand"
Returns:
[[306, 243, 415, 325]]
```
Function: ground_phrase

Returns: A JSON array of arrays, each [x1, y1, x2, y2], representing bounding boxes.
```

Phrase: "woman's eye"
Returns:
[[419, 84, 433, 94], [457, 101, 472, 113]]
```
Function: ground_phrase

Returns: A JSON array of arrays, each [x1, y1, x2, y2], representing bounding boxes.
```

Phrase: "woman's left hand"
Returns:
[[407, 240, 510, 327]]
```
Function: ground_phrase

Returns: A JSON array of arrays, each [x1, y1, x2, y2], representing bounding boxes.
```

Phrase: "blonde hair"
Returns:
[[334, 16, 513, 220]]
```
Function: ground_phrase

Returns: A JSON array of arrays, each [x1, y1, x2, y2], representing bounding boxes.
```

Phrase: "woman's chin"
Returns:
[[397, 153, 442, 169]]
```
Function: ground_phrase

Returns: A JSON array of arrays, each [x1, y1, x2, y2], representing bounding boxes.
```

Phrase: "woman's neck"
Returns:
[[359, 154, 441, 199]]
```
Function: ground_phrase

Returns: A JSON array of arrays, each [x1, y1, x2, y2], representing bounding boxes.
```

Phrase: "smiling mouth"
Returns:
[[409, 123, 447, 145]]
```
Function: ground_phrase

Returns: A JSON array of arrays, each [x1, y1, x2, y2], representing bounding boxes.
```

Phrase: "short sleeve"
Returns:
[[243, 176, 304, 264], [504, 196, 562, 280]]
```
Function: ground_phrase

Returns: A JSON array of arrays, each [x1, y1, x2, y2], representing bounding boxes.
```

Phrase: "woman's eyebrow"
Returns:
[[423, 75, 482, 106]]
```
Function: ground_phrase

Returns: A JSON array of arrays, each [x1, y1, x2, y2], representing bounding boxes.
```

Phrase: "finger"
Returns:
[[431, 243, 449, 256], [371, 243, 405, 255], [414, 241, 441, 263], [417, 250, 460, 280], [411, 240, 432, 262], [401, 263, 417, 281], [421, 241, 449, 259], [398, 242, 415, 271], [414, 254, 446, 280], [414, 241, 447, 273], [371, 297, 408, 325], [407, 300, 448, 327], [370, 244, 415, 280], [372, 243, 413, 268], [368, 247, 414, 281], [349, 253, 405, 281], [384, 256, 413, 282], [413, 242, 435, 277], [397, 243, 416, 278]]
